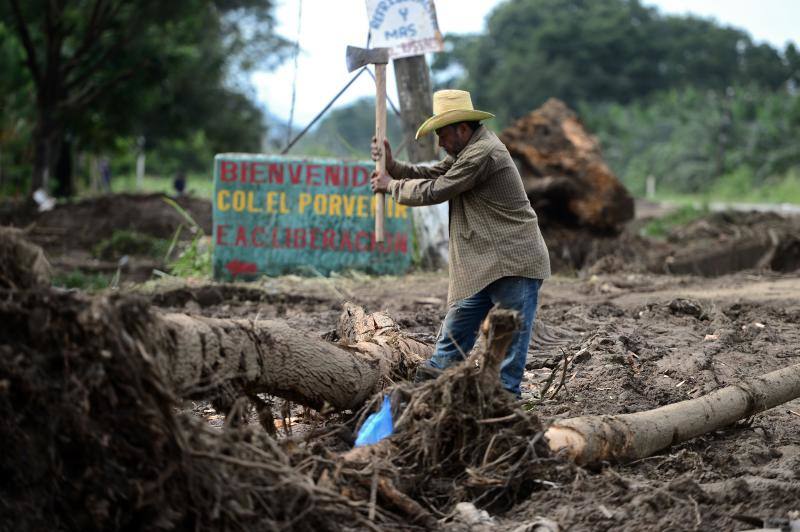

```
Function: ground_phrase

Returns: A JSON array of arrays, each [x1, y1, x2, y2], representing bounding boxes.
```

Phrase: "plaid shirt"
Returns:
[[388, 125, 551, 305]]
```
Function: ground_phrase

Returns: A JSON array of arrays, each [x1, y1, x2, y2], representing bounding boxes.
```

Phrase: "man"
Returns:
[[370, 89, 550, 397]]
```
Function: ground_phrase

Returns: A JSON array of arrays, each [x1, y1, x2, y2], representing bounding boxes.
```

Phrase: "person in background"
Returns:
[[173, 170, 186, 196]]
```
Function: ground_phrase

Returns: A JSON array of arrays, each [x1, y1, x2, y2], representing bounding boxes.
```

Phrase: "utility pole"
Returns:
[[393, 55, 437, 163]]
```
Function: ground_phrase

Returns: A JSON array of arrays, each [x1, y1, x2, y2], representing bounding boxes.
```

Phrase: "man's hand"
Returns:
[[370, 170, 392, 193], [371, 136, 394, 169]]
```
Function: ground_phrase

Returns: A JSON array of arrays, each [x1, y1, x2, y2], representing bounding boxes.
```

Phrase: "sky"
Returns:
[[252, 0, 800, 129]]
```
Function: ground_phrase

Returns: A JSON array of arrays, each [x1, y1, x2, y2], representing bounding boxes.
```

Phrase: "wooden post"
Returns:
[[374, 63, 387, 243], [393, 55, 436, 163]]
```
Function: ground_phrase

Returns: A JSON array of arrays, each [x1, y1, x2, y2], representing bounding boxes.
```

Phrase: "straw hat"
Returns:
[[415, 89, 495, 139]]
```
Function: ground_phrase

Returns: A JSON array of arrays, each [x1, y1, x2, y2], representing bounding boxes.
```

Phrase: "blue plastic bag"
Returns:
[[354, 395, 394, 447]]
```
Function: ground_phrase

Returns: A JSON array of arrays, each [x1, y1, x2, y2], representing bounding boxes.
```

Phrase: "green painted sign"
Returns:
[[212, 154, 413, 280]]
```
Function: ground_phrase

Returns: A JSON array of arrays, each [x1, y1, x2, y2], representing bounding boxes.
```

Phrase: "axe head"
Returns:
[[346, 45, 390, 72]]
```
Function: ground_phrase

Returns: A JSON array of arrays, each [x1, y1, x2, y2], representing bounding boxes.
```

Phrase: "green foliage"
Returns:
[[52, 271, 111, 291], [290, 97, 404, 159], [642, 204, 709, 238], [168, 236, 213, 278], [710, 168, 800, 204], [580, 85, 800, 195], [161, 197, 212, 278], [106, 174, 214, 200], [92, 230, 170, 261], [432, 0, 795, 126], [0, 0, 288, 194]]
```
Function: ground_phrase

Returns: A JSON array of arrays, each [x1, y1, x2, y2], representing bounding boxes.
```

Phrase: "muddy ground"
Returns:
[[142, 270, 800, 530], [2, 193, 800, 530]]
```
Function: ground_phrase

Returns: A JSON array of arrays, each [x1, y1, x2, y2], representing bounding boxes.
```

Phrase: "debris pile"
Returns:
[[499, 98, 634, 233], [0, 226, 52, 288]]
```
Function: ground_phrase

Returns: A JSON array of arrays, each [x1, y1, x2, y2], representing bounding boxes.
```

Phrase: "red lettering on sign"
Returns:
[[352, 166, 370, 187], [355, 230, 369, 252], [325, 166, 340, 186], [269, 163, 284, 184], [251, 162, 266, 184], [235, 226, 247, 246], [340, 231, 353, 251], [293, 229, 306, 249], [394, 234, 408, 254], [322, 229, 336, 249], [373, 233, 390, 253], [220, 161, 237, 182], [309, 228, 320, 249], [306, 164, 322, 186], [252, 226, 266, 247], [216, 224, 230, 245], [289, 163, 303, 184]]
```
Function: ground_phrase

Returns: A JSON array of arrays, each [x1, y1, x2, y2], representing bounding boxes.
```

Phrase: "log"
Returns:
[[498, 98, 634, 233], [154, 301, 431, 411], [546, 363, 800, 465]]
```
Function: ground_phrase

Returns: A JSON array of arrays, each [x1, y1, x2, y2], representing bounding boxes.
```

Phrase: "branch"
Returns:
[[7, 0, 42, 86], [61, 0, 115, 78], [62, 64, 140, 109]]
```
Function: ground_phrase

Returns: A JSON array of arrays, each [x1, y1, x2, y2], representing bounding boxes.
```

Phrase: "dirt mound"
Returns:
[[0, 193, 211, 255], [543, 210, 800, 276], [662, 211, 800, 276], [500, 98, 634, 233], [0, 226, 52, 288], [543, 225, 670, 274]]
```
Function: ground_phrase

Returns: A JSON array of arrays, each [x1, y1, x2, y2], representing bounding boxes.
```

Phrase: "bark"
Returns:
[[152, 302, 432, 411], [393, 55, 437, 163], [546, 363, 800, 465]]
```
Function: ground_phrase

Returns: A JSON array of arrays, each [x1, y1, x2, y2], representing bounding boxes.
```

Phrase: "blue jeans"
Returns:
[[426, 276, 542, 396]]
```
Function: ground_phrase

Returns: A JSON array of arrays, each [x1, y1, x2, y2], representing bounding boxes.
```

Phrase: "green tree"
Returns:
[[292, 97, 403, 159], [432, 0, 793, 125], [1, 0, 287, 195]]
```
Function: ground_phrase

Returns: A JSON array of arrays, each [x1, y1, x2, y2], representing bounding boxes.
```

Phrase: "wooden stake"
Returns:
[[374, 63, 387, 243]]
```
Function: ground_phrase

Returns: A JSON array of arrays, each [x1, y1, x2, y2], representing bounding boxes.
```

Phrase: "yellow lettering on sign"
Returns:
[[328, 194, 342, 216], [342, 195, 356, 217], [279, 192, 290, 214], [266, 191, 278, 213], [217, 190, 231, 211], [232, 190, 246, 212], [313, 194, 327, 215], [298, 192, 312, 213], [357, 196, 368, 218], [247, 191, 261, 213]]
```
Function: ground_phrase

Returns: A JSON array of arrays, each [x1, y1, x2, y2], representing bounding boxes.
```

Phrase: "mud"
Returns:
[[2, 193, 800, 530], [135, 269, 800, 530]]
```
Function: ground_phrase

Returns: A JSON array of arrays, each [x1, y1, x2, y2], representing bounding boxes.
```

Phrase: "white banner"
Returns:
[[365, 0, 444, 58]]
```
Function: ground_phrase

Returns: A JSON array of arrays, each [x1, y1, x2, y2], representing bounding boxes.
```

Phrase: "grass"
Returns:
[[641, 203, 709, 238], [52, 271, 112, 291], [105, 173, 214, 199], [92, 230, 170, 261]]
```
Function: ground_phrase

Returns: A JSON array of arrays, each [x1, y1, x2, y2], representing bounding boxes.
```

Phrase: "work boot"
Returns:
[[413, 364, 443, 384]]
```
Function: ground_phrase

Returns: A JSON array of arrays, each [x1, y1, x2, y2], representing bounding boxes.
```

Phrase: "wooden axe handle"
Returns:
[[374, 63, 387, 243]]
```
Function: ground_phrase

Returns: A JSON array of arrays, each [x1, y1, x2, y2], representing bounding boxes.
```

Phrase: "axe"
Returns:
[[346, 45, 390, 243]]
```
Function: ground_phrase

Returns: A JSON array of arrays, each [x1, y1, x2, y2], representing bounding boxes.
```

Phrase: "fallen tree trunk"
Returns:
[[154, 302, 431, 411], [546, 363, 800, 465]]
